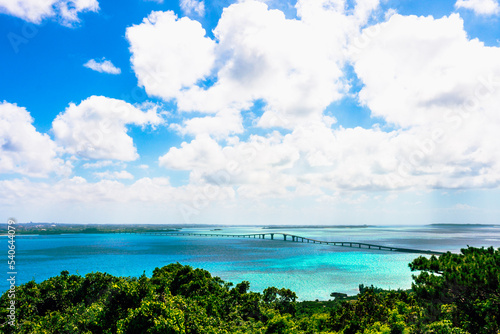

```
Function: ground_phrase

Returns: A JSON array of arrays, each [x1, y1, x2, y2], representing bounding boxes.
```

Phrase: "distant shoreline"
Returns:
[[427, 223, 499, 227], [262, 225, 374, 229], [2, 222, 498, 236]]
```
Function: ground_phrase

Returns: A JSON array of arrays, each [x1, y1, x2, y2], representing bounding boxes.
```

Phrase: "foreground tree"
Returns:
[[410, 246, 500, 333]]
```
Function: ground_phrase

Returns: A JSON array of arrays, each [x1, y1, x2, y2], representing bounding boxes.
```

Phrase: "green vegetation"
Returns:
[[1, 246, 499, 333]]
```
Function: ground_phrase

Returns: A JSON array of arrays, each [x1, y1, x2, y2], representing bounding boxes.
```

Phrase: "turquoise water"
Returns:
[[2, 225, 500, 300]]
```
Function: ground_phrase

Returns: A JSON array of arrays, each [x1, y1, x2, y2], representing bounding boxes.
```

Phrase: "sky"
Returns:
[[1, 0, 500, 225]]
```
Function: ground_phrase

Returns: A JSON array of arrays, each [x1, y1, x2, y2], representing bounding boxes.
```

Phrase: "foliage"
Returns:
[[0, 247, 498, 333], [410, 246, 500, 333]]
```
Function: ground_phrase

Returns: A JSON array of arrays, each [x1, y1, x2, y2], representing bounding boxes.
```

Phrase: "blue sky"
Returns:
[[1, 0, 500, 225]]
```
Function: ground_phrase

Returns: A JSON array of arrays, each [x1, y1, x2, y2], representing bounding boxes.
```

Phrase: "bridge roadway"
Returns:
[[114, 231, 443, 255]]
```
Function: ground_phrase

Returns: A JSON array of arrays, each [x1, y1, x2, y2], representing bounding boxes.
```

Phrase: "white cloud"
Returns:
[[453, 203, 476, 210], [159, 134, 227, 172], [455, 0, 500, 15], [82, 160, 123, 169], [126, 10, 216, 100], [159, 113, 500, 197], [82, 160, 113, 169], [2, 175, 496, 225], [180, 0, 205, 16], [84, 58, 121, 75], [159, 131, 299, 198], [349, 13, 500, 189], [0, 176, 235, 223], [138, 3, 500, 196], [3, 1, 500, 226], [52, 96, 165, 161], [169, 108, 244, 139], [0, 101, 71, 177], [353, 14, 480, 127], [94, 170, 134, 180], [0, 0, 99, 25], [127, 0, 382, 134], [177, 0, 351, 126]]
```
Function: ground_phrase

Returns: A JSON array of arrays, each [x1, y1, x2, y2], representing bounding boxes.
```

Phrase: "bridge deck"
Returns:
[[113, 231, 443, 255]]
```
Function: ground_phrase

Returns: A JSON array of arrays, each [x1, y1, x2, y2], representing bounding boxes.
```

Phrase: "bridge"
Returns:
[[115, 231, 443, 255]]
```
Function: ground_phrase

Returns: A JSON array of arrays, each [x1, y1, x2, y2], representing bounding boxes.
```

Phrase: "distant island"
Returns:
[[428, 223, 499, 227], [0, 222, 183, 235], [262, 225, 374, 229]]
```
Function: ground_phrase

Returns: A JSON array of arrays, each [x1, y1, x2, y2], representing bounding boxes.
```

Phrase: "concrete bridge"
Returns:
[[116, 231, 443, 255]]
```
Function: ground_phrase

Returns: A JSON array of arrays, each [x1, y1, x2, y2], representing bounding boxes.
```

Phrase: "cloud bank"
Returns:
[[2, 0, 500, 224], [52, 96, 164, 161], [0, 0, 99, 25]]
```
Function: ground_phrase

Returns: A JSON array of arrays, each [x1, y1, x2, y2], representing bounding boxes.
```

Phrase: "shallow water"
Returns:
[[2, 225, 499, 300]]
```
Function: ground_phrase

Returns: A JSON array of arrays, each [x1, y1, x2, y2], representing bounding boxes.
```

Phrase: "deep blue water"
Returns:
[[2, 225, 500, 300]]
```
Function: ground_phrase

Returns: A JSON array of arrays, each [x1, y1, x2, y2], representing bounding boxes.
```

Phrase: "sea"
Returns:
[[2, 224, 500, 300]]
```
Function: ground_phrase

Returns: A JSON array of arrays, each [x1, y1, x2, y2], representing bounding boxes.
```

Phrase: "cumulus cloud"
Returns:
[[94, 170, 134, 180], [0, 0, 99, 25], [0, 102, 71, 177], [352, 14, 500, 128], [5, 0, 500, 226], [84, 58, 121, 74], [126, 10, 216, 100], [159, 131, 299, 198], [131, 1, 500, 196], [1, 174, 493, 225], [159, 134, 227, 172], [204, 0, 346, 124], [349, 13, 500, 189], [159, 117, 500, 197], [180, 0, 205, 16], [82, 160, 123, 169], [0, 176, 235, 224], [169, 108, 244, 139], [52, 96, 165, 161], [455, 0, 500, 15], [127, 0, 381, 134], [0, 177, 169, 206]]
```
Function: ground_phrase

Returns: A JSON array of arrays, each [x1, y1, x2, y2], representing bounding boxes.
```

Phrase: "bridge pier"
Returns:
[[283, 235, 287, 241], [270, 234, 274, 240]]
